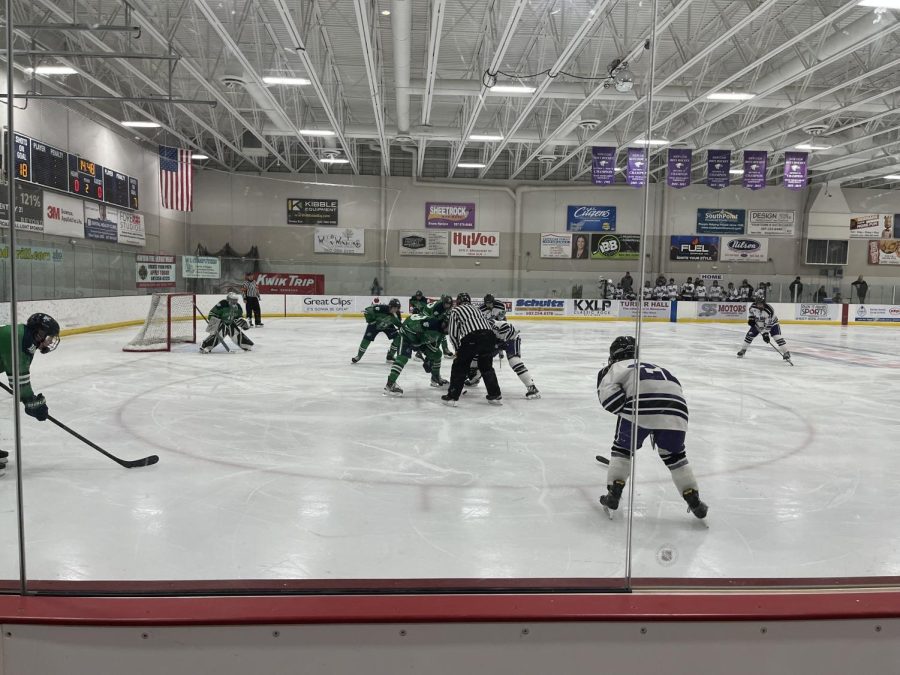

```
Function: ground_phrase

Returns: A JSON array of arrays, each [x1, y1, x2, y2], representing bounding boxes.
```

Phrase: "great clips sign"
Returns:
[[449, 231, 500, 257], [425, 202, 476, 229]]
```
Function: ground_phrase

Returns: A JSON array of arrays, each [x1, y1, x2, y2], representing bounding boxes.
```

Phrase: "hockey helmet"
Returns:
[[483, 293, 495, 306], [456, 292, 472, 305], [608, 335, 636, 364], [227, 291, 241, 305], [414, 290, 424, 298], [26, 313, 60, 353], [439, 293, 453, 307], [388, 298, 402, 310]]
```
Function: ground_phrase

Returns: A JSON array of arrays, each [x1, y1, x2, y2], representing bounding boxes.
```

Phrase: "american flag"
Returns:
[[159, 145, 193, 211]]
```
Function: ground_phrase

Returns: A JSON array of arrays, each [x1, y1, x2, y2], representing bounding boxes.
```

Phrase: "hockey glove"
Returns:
[[24, 393, 49, 421], [747, 318, 755, 327], [762, 333, 771, 343]]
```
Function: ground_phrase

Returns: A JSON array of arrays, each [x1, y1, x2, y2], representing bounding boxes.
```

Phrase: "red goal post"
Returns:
[[123, 292, 197, 352]]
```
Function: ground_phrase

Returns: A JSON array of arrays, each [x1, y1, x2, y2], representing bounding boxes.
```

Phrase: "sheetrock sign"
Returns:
[[449, 230, 499, 257], [425, 202, 475, 229], [43, 190, 85, 238], [135, 254, 176, 288], [83, 201, 119, 242], [566, 205, 617, 232], [853, 304, 900, 323], [697, 208, 746, 235], [118, 211, 146, 246], [849, 214, 888, 239], [182, 255, 221, 279], [540, 232, 573, 258], [399, 230, 449, 256], [0, 181, 43, 231], [720, 236, 768, 262], [0, 245, 64, 264], [748, 210, 795, 236], [868, 239, 900, 265], [314, 227, 365, 254]]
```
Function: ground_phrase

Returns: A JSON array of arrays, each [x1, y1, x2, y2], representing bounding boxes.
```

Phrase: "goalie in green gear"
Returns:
[[383, 314, 447, 396], [200, 292, 254, 353], [352, 299, 402, 363], [0, 313, 61, 473]]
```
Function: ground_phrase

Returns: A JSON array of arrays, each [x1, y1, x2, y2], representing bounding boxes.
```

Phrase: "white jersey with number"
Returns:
[[666, 284, 679, 299], [695, 285, 707, 299], [708, 285, 723, 301], [748, 302, 779, 331], [597, 360, 688, 431]]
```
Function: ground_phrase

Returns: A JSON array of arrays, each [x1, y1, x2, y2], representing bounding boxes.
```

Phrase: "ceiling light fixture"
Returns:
[[859, 0, 900, 8], [794, 143, 831, 151], [457, 162, 486, 169], [490, 85, 537, 94], [191, 154, 209, 160], [729, 168, 744, 175], [634, 139, 668, 146], [120, 120, 160, 128], [381, 9, 391, 15], [321, 157, 350, 164], [469, 134, 503, 142], [299, 129, 336, 136], [262, 76, 311, 85], [24, 66, 78, 75], [707, 92, 755, 101], [884, 174, 900, 180], [604, 58, 634, 93]]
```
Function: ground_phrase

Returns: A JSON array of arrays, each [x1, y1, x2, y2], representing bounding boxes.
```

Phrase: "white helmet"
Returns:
[[227, 291, 241, 305]]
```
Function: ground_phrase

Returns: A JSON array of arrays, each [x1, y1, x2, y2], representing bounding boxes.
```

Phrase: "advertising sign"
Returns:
[[853, 304, 900, 323], [0, 181, 43, 231], [511, 298, 567, 317], [748, 210, 795, 237], [0, 245, 64, 264], [449, 230, 500, 257], [296, 296, 355, 314], [867, 239, 900, 265], [83, 201, 119, 242], [590, 233, 640, 260], [540, 233, 573, 258], [618, 300, 671, 320], [43, 190, 85, 238], [398, 230, 449, 256], [314, 227, 365, 254], [566, 205, 617, 232], [287, 198, 338, 226], [720, 236, 769, 262], [572, 298, 616, 317], [117, 210, 146, 246], [696, 302, 748, 320], [182, 256, 221, 279], [795, 304, 831, 321], [135, 254, 176, 289], [850, 214, 891, 239], [255, 273, 324, 295], [669, 236, 719, 261], [697, 208, 746, 235], [425, 202, 476, 229]]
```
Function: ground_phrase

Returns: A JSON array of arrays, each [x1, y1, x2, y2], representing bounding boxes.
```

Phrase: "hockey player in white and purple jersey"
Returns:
[[466, 319, 540, 399], [596, 336, 708, 520], [738, 298, 792, 363], [478, 294, 507, 321]]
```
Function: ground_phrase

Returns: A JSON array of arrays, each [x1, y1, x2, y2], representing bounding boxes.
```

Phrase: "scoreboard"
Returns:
[[10, 132, 139, 210]]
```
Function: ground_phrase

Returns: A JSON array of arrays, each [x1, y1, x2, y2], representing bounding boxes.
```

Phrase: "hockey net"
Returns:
[[123, 293, 197, 352]]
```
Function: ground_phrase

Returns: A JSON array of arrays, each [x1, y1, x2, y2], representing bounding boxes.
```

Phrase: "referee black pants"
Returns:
[[448, 329, 501, 401], [245, 297, 262, 325]]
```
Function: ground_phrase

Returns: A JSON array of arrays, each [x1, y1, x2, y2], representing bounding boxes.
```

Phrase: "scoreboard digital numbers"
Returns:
[[9, 132, 140, 211], [30, 140, 68, 192], [69, 154, 104, 201]]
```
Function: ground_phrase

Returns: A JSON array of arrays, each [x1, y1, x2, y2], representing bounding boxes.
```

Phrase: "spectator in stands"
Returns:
[[370, 277, 383, 296], [832, 290, 843, 304], [620, 271, 634, 295], [851, 275, 868, 304], [789, 276, 803, 303], [814, 285, 827, 302]]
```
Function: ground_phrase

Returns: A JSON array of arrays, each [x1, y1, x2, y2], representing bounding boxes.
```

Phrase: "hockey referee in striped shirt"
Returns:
[[442, 292, 502, 406], [242, 272, 263, 327]]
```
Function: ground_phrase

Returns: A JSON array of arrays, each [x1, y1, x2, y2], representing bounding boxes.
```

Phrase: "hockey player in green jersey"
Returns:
[[200, 292, 254, 353], [0, 313, 61, 473], [352, 298, 402, 363], [409, 290, 428, 315], [422, 294, 454, 357], [383, 313, 447, 396]]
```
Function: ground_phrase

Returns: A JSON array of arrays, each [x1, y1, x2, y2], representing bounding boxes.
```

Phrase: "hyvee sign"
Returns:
[[449, 231, 499, 257]]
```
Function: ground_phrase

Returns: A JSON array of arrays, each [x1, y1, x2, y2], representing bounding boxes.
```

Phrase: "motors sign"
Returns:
[[449, 230, 500, 257], [696, 302, 748, 319], [720, 237, 768, 262]]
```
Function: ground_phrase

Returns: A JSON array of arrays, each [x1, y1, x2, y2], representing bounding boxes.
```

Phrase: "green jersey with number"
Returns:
[[400, 314, 444, 348], [424, 299, 451, 319], [0, 324, 37, 400]]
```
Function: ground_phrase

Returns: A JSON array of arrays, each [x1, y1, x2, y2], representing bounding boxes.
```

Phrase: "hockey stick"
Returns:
[[766, 338, 794, 366], [0, 383, 159, 468], [595, 455, 610, 465], [194, 303, 230, 352]]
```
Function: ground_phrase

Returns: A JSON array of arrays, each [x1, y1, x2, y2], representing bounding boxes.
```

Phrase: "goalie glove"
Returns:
[[24, 393, 49, 421]]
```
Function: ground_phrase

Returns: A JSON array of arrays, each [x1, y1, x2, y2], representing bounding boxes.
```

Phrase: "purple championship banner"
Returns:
[[666, 148, 692, 189], [627, 147, 647, 187], [743, 150, 767, 190], [591, 147, 616, 186], [707, 149, 730, 189], [425, 202, 476, 229], [783, 151, 808, 191]]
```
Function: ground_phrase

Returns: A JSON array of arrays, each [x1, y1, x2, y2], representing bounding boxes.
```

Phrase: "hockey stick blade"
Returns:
[[0, 382, 159, 469], [595, 455, 610, 465]]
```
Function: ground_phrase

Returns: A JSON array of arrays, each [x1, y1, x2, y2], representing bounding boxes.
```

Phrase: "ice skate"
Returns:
[[430, 377, 449, 388], [351, 355, 362, 364], [386, 354, 395, 363], [525, 385, 541, 400], [200, 346, 212, 354], [440, 394, 457, 407], [682, 488, 709, 521], [486, 394, 503, 405], [736, 348, 746, 358], [600, 480, 626, 519], [240, 345, 252, 352], [383, 382, 403, 397]]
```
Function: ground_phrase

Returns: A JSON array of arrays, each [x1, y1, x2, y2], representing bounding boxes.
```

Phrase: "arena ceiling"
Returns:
[[6, 0, 900, 188]]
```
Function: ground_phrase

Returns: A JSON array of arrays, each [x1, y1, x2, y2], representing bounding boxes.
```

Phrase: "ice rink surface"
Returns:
[[1, 316, 899, 584]]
